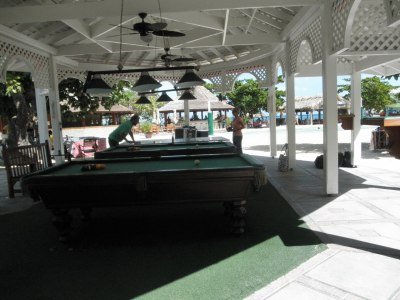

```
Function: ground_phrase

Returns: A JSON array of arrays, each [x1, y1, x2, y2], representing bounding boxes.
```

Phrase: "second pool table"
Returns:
[[94, 141, 237, 159]]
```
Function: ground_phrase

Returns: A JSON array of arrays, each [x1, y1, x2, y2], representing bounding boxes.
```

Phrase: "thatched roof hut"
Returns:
[[158, 86, 234, 113], [67, 103, 134, 114], [292, 95, 350, 111]]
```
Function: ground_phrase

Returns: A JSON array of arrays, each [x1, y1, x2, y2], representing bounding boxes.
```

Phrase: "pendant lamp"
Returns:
[[135, 95, 152, 104], [179, 90, 196, 100], [132, 72, 162, 92], [176, 69, 205, 88], [85, 74, 112, 95], [156, 91, 173, 102]]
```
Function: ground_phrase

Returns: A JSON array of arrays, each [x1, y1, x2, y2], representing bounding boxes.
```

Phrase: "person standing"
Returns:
[[108, 115, 140, 147], [232, 107, 245, 154]]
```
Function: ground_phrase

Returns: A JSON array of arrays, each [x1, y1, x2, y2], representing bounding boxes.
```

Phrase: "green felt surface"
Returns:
[[108, 142, 232, 153], [48, 155, 255, 176], [0, 183, 326, 300]]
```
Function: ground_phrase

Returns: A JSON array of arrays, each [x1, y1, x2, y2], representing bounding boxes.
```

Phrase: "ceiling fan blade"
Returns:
[[173, 57, 197, 62], [109, 24, 134, 31], [153, 30, 185, 37], [104, 33, 139, 38], [148, 22, 167, 31]]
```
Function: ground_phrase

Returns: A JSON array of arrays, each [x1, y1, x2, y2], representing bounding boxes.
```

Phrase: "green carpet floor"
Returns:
[[0, 183, 326, 300]]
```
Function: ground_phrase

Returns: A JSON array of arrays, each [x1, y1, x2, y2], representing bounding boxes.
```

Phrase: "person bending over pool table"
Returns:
[[108, 114, 140, 147]]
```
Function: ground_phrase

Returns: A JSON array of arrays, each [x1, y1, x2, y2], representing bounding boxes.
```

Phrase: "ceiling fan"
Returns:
[[160, 47, 196, 66], [110, 12, 185, 43]]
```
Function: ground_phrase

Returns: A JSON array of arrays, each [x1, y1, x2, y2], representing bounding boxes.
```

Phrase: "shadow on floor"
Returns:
[[0, 182, 325, 300]]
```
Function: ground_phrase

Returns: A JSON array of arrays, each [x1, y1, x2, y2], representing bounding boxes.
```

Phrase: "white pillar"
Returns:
[[34, 88, 49, 143], [268, 85, 277, 157], [286, 74, 296, 169], [322, 3, 338, 195], [184, 99, 190, 126], [351, 65, 362, 166], [48, 55, 64, 164]]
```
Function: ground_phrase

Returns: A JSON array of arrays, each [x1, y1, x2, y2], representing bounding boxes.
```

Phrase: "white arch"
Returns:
[[1, 55, 36, 83]]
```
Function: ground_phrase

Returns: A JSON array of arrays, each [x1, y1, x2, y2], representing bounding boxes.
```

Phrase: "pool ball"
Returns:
[[194, 159, 200, 166]]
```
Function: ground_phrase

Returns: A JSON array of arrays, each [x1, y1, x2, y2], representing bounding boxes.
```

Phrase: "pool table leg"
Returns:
[[80, 207, 92, 221], [51, 208, 72, 242], [227, 201, 247, 235]]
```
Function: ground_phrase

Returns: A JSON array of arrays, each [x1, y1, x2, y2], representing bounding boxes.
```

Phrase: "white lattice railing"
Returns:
[[0, 40, 50, 88]]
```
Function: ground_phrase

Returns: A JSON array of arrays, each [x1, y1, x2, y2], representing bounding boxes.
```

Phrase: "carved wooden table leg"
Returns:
[[80, 207, 92, 221], [52, 208, 72, 242], [229, 201, 247, 236]]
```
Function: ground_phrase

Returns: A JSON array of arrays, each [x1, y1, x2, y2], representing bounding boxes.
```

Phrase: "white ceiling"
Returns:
[[0, 0, 399, 77], [0, 0, 318, 72]]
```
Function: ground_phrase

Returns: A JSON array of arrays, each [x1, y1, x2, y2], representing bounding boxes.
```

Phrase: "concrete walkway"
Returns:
[[1, 124, 400, 299], [243, 126, 400, 300]]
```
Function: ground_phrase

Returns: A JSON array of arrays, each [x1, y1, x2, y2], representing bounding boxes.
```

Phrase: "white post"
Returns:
[[34, 88, 49, 143], [184, 99, 190, 126], [351, 65, 362, 166], [48, 55, 64, 164], [286, 74, 296, 169], [268, 85, 277, 157], [322, 3, 338, 195]]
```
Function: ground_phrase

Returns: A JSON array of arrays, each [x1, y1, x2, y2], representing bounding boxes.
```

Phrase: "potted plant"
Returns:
[[140, 122, 153, 138], [340, 113, 355, 130]]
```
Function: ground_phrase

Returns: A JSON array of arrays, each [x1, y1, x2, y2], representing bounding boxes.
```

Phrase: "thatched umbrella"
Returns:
[[283, 95, 350, 124], [158, 86, 234, 124]]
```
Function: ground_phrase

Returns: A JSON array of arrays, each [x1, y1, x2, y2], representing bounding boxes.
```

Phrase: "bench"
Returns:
[[2, 140, 52, 198]]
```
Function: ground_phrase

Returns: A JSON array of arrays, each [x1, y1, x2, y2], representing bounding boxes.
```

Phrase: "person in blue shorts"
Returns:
[[108, 115, 140, 147]]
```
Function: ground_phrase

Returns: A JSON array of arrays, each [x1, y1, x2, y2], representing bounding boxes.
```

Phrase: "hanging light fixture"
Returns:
[[176, 69, 205, 89], [179, 90, 196, 100], [85, 74, 112, 95], [135, 95, 152, 104], [132, 71, 162, 92], [140, 33, 153, 44], [156, 91, 173, 102]]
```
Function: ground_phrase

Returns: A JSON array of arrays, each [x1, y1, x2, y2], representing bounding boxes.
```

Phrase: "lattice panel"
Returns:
[[297, 40, 313, 67], [57, 69, 181, 88], [351, 0, 400, 51], [250, 67, 268, 87], [0, 40, 50, 88], [57, 68, 87, 83], [201, 71, 223, 92], [288, 16, 322, 75], [332, 0, 354, 52], [386, 0, 400, 26]]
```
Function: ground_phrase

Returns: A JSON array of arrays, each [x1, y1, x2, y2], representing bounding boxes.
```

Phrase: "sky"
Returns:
[[159, 70, 400, 100], [236, 72, 399, 97]]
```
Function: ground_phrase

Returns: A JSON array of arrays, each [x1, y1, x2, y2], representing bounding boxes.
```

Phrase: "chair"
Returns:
[[79, 138, 99, 158], [2, 140, 52, 198], [166, 124, 175, 132]]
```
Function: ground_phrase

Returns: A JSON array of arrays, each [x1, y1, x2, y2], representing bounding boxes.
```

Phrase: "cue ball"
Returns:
[[194, 159, 200, 166]]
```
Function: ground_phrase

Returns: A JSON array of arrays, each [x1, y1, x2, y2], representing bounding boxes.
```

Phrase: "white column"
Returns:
[[184, 99, 190, 126], [351, 65, 362, 166], [48, 55, 64, 164], [286, 74, 296, 169], [322, 3, 338, 195], [268, 85, 277, 157], [34, 88, 49, 143]]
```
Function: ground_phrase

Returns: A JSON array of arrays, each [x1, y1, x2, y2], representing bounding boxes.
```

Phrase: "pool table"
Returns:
[[21, 154, 266, 241], [94, 141, 237, 159]]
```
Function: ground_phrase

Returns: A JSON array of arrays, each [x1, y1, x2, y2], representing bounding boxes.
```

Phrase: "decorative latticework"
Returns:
[[288, 16, 321, 75], [297, 40, 313, 67], [57, 68, 87, 83], [201, 64, 269, 92], [57, 68, 181, 88], [350, 0, 400, 52], [0, 40, 50, 88], [385, 0, 400, 27], [332, 0, 354, 53]]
